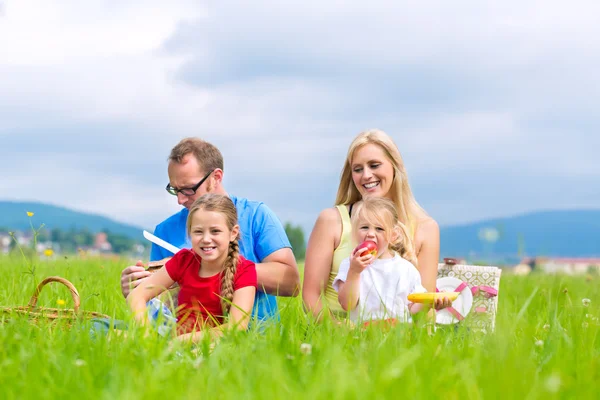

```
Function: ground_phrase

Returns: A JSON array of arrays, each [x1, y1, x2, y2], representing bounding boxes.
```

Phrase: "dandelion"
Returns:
[[57, 299, 66, 306], [44, 248, 54, 257], [582, 298, 591, 307], [74, 359, 86, 367], [543, 324, 550, 331], [535, 339, 544, 347], [300, 343, 312, 355], [26, 211, 34, 217], [544, 374, 561, 393]]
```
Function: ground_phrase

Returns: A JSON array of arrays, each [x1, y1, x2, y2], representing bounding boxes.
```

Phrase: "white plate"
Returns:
[[435, 277, 473, 325]]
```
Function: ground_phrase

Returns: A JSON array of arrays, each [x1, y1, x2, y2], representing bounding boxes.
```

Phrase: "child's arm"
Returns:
[[176, 286, 256, 344], [408, 302, 425, 315], [337, 271, 361, 311], [226, 286, 256, 330], [337, 248, 373, 311], [127, 267, 175, 325]]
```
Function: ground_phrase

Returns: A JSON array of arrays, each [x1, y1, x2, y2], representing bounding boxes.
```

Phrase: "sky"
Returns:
[[1, 0, 599, 236]]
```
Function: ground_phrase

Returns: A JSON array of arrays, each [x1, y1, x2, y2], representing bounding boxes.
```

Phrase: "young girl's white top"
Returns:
[[333, 254, 427, 323]]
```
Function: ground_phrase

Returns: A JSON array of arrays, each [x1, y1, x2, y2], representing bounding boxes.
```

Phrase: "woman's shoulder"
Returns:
[[317, 205, 346, 222], [414, 216, 439, 237]]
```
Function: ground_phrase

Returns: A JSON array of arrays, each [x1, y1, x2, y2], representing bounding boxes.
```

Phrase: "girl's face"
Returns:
[[354, 215, 394, 259], [351, 143, 395, 200], [189, 210, 239, 268]]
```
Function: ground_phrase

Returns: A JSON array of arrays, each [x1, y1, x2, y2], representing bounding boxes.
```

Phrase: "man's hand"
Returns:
[[120, 260, 152, 298]]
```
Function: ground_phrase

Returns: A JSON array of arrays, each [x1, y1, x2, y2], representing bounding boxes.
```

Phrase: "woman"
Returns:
[[302, 129, 449, 319]]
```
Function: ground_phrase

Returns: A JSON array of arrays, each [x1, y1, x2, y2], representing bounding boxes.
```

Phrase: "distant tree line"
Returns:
[[284, 222, 306, 261], [2, 223, 307, 258], [3, 227, 146, 255]]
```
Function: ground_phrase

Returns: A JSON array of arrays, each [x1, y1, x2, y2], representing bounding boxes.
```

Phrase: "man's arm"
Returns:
[[255, 248, 300, 297]]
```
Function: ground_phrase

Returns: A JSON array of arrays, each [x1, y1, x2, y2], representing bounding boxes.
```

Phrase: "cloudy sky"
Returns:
[[1, 0, 598, 235]]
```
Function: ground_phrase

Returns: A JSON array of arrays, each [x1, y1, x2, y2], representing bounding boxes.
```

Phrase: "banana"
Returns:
[[407, 292, 459, 303]]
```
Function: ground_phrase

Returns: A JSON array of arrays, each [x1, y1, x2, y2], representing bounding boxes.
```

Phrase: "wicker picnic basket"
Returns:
[[437, 258, 502, 332], [0, 276, 109, 326]]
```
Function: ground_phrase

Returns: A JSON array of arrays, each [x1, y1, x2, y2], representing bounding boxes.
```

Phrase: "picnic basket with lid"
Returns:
[[436, 258, 502, 332], [0, 276, 109, 326]]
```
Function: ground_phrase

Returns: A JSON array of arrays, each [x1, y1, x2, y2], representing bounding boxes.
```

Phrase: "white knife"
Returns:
[[143, 230, 182, 255]]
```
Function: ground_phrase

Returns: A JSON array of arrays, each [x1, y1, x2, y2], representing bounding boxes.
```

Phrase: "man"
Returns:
[[120, 137, 300, 321]]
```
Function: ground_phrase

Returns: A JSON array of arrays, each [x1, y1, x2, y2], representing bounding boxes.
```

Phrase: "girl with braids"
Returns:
[[332, 197, 428, 324], [128, 194, 256, 342]]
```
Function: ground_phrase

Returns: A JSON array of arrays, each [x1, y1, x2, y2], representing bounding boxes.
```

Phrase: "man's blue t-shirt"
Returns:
[[149, 194, 291, 322]]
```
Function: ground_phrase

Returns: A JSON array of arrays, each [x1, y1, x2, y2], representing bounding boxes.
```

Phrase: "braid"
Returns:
[[220, 239, 240, 315], [390, 221, 418, 267]]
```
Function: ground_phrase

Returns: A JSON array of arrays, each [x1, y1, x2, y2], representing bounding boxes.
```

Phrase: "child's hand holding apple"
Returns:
[[349, 240, 378, 273]]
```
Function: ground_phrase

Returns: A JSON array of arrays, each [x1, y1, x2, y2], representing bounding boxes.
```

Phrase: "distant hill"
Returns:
[[440, 209, 600, 259], [2, 201, 599, 258], [0, 201, 145, 239]]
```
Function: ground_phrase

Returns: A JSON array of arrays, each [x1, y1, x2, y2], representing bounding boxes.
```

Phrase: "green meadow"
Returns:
[[0, 255, 598, 399]]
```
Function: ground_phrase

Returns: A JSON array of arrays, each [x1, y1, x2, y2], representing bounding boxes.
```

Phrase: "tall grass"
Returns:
[[0, 255, 598, 399]]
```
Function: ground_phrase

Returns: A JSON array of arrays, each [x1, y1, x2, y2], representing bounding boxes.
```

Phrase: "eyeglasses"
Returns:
[[165, 169, 214, 196]]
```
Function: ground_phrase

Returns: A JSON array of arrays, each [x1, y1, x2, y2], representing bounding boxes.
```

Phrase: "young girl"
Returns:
[[128, 194, 257, 343], [333, 196, 427, 324]]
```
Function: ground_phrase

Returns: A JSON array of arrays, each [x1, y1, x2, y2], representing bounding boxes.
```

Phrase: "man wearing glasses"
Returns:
[[120, 137, 300, 322]]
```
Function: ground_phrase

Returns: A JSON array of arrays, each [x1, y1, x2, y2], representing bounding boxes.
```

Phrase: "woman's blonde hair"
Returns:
[[351, 197, 417, 267], [187, 194, 240, 315], [335, 129, 428, 241]]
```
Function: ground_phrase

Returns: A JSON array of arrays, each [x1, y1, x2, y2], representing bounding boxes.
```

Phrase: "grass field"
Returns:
[[0, 254, 598, 399]]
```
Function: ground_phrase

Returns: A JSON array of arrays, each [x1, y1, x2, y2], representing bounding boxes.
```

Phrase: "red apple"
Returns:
[[355, 240, 378, 257]]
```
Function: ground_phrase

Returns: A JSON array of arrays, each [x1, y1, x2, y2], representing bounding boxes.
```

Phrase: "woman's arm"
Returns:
[[176, 286, 256, 344], [414, 218, 451, 310], [127, 267, 175, 325], [414, 218, 440, 292], [302, 208, 341, 319]]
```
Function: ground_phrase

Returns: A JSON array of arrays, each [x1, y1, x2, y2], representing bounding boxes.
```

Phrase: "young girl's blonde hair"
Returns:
[[351, 197, 418, 267], [186, 194, 240, 315], [335, 129, 428, 244]]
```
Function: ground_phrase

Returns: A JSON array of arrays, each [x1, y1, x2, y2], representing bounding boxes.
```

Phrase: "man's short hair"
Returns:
[[169, 137, 224, 173]]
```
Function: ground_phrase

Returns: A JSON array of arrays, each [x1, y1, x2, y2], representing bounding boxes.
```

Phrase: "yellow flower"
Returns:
[[26, 211, 34, 217], [44, 248, 54, 257], [57, 299, 66, 306]]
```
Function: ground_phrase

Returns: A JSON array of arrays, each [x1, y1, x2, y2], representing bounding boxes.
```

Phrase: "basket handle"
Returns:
[[27, 276, 80, 313]]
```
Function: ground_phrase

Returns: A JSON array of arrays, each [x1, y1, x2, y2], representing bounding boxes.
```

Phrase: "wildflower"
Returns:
[[544, 374, 561, 393], [26, 211, 34, 217], [44, 248, 54, 257], [582, 322, 589, 328], [535, 339, 544, 347], [57, 299, 66, 306], [74, 359, 86, 367], [543, 324, 550, 331], [582, 298, 591, 307], [300, 343, 312, 355]]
